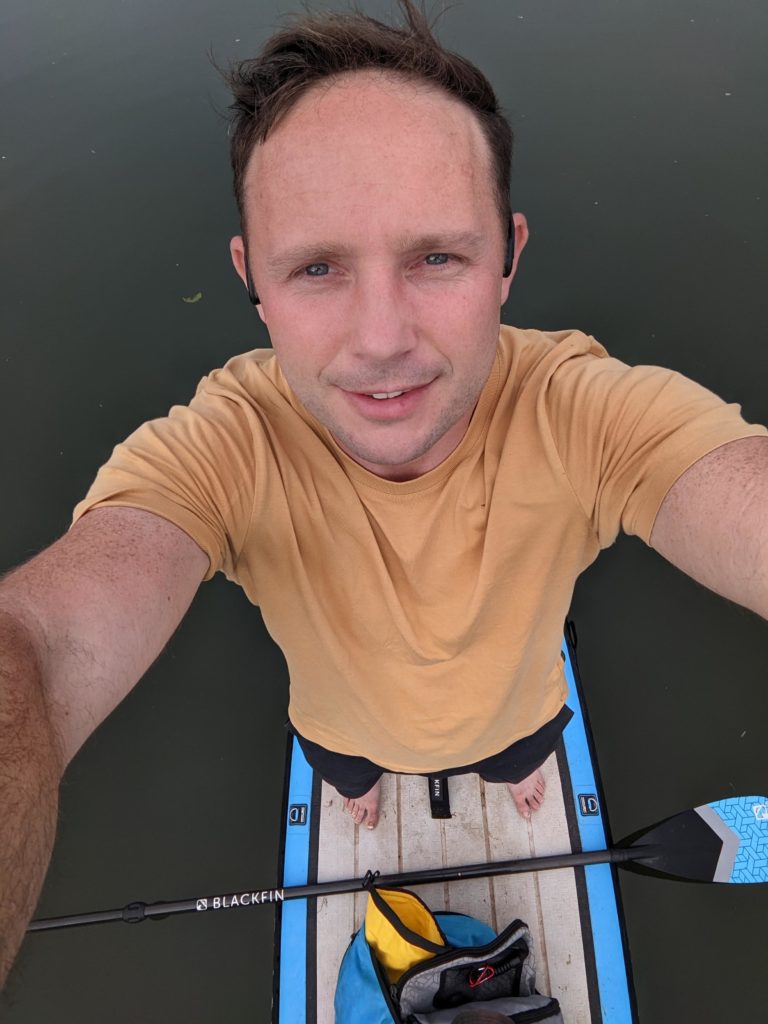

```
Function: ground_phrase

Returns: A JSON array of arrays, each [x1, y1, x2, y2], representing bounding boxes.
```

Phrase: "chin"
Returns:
[[335, 423, 446, 471], [342, 438, 425, 467]]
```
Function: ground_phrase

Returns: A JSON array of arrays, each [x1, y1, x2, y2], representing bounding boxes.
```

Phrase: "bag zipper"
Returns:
[[367, 942, 406, 1021], [394, 918, 528, 1001]]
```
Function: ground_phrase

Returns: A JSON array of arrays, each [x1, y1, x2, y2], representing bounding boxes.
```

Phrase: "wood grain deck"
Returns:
[[314, 751, 591, 1021]]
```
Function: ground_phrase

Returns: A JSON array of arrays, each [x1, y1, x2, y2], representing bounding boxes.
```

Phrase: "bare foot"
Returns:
[[342, 779, 381, 829], [506, 769, 546, 819]]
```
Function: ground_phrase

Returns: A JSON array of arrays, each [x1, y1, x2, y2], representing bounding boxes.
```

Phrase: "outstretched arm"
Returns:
[[0, 507, 209, 987], [650, 436, 768, 620]]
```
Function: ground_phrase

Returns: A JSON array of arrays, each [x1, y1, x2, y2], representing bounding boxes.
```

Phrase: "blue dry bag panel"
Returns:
[[335, 912, 495, 1024]]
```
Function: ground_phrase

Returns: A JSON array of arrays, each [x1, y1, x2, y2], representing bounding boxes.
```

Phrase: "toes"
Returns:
[[514, 795, 531, 819], [527, 782, 545, 811], [366, 808, 379, 830], [506, 773, 546, 818]]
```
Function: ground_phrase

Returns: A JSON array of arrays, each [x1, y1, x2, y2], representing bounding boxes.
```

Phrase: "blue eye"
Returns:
[[425, 253, 450, 265], [304, 263, 330, 276]]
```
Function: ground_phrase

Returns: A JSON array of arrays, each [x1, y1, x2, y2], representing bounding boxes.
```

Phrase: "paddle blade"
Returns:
[[620, 795, 768, 883]]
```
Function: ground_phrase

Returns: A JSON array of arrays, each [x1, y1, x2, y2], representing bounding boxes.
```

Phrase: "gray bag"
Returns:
[[396, 919, 563, 1023], [396, 920, 535, 1018]]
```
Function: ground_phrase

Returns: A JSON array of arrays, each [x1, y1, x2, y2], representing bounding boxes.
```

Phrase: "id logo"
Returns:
[[289, 803, 307, 826], [196, 899, 208, 912], [578, 794, 600, 817], [752, 803, 768, 822]]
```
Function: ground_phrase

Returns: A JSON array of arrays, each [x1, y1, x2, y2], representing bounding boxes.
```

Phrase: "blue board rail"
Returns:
[[562, 624, 638, 1022], [274, 737, 315, 1022]]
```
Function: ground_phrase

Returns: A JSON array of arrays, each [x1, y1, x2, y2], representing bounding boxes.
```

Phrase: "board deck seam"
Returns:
[[396, 774, 404, 874], [480, 781, 498, 934], [440, 818, 449, 910], [526, 816, 551, 983]]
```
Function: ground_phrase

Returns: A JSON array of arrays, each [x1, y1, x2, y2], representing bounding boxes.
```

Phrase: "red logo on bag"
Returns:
[[469, 965, 496, 988]]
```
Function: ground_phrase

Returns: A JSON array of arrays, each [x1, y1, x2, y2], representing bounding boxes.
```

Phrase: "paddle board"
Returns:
[[272, 621, 637, 1022]]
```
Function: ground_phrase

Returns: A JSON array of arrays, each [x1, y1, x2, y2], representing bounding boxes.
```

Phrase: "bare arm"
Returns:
[[0, 507, 209, 987], [650, 436, 768, 620]]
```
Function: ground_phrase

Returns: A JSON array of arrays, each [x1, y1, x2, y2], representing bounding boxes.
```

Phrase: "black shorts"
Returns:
[[291, 704, 574, 799]]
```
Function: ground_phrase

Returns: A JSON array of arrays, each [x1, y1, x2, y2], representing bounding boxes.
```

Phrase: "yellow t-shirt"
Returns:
[[72, 326, 767, 772]]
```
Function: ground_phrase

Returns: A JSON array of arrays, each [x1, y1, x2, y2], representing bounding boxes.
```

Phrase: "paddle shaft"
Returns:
[[28, 844, 656, 933]]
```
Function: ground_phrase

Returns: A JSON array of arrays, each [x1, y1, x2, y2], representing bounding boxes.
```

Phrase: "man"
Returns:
[[0, 0, 766, 991]]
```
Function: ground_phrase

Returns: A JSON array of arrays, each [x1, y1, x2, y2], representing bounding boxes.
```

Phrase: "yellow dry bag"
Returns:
[[364, 885, 447, 984]]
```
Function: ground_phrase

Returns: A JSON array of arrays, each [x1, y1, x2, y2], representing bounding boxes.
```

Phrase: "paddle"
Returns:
[[28, 794, 768, 933]]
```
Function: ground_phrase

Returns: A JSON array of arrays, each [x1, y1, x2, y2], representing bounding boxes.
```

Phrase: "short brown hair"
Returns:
[[224, 1, 513, 231]]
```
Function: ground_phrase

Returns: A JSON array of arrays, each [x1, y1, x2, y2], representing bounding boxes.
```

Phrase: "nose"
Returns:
[[345, 267, 417, 365]]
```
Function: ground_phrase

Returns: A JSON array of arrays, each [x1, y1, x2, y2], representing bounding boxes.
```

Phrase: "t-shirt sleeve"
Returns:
[[544, 342, 768, 548], [72, 369, 261, 581]]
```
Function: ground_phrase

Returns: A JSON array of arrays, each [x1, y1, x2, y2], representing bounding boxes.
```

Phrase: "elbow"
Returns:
[[0, 606, 67, 781]]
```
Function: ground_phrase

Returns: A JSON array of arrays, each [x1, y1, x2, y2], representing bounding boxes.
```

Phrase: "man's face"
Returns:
[[231, 72, 527, 480]]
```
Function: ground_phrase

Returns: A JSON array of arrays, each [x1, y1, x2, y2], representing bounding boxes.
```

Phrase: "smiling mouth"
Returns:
[[336, 379, 435, 414], [351, 381, 433, 399]]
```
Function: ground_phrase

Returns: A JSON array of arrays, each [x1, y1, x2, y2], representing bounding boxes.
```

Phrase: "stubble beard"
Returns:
[[307, 372, 487, 472]]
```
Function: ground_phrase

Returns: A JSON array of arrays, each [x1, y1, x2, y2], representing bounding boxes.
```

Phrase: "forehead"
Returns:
[[243, 71, 497, 239]]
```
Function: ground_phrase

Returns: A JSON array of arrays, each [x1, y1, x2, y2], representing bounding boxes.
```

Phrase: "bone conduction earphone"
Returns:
[[245, 219, 515, 307]]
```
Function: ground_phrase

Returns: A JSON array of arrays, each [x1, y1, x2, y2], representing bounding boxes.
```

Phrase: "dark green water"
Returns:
[[1, 1, 766, 1020]]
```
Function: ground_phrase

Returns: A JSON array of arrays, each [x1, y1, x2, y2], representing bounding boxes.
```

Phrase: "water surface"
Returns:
[[1, 1, 766, 1020]]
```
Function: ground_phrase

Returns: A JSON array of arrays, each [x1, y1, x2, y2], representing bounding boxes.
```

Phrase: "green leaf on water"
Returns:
[[182, 291, 203, 304]]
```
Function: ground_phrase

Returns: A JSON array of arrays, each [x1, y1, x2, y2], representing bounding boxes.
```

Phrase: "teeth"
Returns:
[[369, 391, 405, 399]]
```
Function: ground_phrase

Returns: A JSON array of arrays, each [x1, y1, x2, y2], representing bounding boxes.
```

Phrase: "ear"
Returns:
[[500, 212, 529, 305], [230, 234, 248, 286], [230, 235, 267, 321]]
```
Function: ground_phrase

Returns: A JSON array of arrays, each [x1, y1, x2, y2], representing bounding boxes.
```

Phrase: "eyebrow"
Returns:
[[265, 230, 488, 276]]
